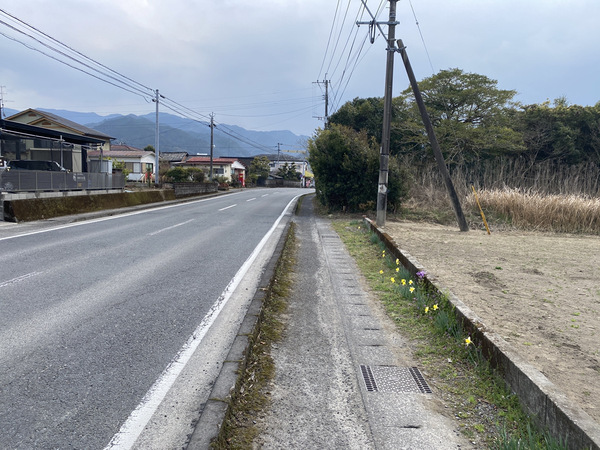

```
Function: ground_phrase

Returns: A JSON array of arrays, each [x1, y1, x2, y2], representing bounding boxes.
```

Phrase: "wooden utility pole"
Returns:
[[313, 79, 330, 128], [154, 89, 160, 185], [209, 113, 215, 180], [396, 39, 469, 231], [357, 0, 398, 227], [376, 0, 398, 227]]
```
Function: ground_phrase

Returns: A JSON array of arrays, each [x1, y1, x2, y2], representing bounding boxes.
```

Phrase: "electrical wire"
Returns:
[[0, 28, 151, 100], [0, 8, 316, 145], [317, 0, 342, 81], [407, 0, 436, 74], [0, 8, 154, 96]]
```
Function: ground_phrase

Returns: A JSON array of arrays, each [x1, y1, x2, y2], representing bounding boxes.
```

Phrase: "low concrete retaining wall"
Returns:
[[265, 179, 302, 188], [172, 182, 218, 198], [365, 218, 600, 450], [2, 189, 176, 222]]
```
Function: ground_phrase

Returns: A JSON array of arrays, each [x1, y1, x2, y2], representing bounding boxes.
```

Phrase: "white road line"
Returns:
[[246, 198, 257, 202], [104, 193, 303, 450], [261, 194, 269, 197], [0, 272, 42, 289], [218, 204, 237, 211], [147, 219, 194, 236]]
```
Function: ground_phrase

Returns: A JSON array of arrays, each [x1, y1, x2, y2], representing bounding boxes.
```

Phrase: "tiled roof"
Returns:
[[88, 145, 154, 158], [8, 109, 114, 140], [160, 152, 188, 161], [183, 157, 238, 164], [111, 144, 145, 152]]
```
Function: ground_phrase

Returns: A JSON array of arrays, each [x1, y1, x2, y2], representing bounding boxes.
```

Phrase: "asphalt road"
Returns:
[[0, 188, 307, 449]]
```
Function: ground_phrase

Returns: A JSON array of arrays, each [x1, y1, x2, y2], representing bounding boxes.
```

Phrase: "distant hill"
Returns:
[[2, 108, 308, 158]]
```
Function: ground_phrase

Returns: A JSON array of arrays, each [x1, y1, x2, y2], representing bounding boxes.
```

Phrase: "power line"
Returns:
[[0, 8, 154, 96], [407, 0, 436, 74], [318, 0, 342, 81]]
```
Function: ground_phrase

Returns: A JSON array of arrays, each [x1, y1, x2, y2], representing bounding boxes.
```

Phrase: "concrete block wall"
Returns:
[[172, 182, 218, 198]]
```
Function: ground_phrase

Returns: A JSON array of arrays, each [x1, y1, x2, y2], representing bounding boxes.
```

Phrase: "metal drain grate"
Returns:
[[360, 365, 432, 394], [360, 365, 378, 392], [409, 367, 433, 394]]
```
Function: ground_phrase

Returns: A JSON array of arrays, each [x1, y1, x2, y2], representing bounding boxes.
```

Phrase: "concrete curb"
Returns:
[[365, 218, 600, 450], [186, 220, 292, 449]]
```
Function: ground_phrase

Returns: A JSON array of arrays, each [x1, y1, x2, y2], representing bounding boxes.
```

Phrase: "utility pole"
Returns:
[[154, 89, 160, 186], [277, 142, 282, 167], [209, 113, 215, 181], [313, 79, 330, 128], [0, 86, 5, 119], [358, 0, 398, 227], [396, 40, 469, 231]]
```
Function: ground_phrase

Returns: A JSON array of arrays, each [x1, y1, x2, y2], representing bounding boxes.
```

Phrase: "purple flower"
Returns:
[[416, 270, 427, 279]]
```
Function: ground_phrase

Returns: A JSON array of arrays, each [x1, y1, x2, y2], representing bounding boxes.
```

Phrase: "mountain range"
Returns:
[[2, 108, 310, 158]]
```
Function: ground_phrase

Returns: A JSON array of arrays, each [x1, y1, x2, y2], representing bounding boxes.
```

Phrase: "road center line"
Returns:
[[246, 198, 257, 202], [104, 193, 303, 450], [218, 204, 237, 211], [0, 272, 42, 289], [147, 219, 194, 236]]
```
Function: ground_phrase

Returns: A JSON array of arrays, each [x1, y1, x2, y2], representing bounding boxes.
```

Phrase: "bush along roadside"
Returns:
[[213, 222, 297, 449], [332, 220, 568, 450]]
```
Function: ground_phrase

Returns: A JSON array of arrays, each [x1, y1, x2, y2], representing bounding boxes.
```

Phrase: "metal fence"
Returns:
[[0, 171, 125, 192]]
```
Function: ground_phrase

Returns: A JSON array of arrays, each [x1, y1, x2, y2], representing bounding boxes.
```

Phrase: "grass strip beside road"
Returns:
[[214, 222, 297, 448]]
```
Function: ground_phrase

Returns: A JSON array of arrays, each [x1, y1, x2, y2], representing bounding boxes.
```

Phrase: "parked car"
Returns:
[[7, 160, 69, 172], [1, 160, 70, 191]]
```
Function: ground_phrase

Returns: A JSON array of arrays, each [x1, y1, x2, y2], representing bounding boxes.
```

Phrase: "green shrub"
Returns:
[[308, 124, 410, 212]]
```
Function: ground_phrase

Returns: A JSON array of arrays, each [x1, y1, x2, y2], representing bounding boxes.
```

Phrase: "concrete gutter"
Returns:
[[365, 217, 600, 450]]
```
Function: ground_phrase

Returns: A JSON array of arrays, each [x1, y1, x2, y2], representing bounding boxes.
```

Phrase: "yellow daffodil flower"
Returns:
[[379, 270, 384, 275], [433, 304, 439, 311], [401, 279, 406, 285], [408, 280, 414, 285], [391, 277, 396, 283], [425, 306, 429, 313], [465, 337, 472, 346], [409, 287, 415, 293]]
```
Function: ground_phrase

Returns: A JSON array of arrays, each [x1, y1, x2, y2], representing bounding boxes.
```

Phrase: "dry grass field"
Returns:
[[384, 219, 600, 425]]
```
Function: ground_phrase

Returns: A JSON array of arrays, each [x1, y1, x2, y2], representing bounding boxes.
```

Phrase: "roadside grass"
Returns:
[[214, 223, 297, 449], [332, 219, 568, 450]]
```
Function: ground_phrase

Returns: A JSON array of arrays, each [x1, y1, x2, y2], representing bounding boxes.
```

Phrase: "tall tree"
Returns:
[[517, 101, 600, 164], [248, 156, 271, 185], [397, 68, 525, 164]]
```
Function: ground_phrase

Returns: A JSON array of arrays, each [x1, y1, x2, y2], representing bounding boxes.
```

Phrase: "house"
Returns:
[[88, 145, 155, 182], [5, 109, 113, 172], [175, 156, 246, 185], [0, 117, 107, 173], [160, 151, 189, 167]]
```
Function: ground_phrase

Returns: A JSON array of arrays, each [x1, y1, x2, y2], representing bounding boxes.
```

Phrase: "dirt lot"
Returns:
[[384, 221, 600, 424]]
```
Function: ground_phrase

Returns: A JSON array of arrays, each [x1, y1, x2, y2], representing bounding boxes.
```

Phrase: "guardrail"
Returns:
[[0, 171, 125, 192]]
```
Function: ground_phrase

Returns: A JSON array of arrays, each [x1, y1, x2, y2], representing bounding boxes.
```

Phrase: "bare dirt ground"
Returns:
[[384, 221, 600, 424]]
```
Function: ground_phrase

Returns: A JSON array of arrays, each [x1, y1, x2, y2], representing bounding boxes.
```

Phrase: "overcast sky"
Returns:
[[1, 0, 599, 137]]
